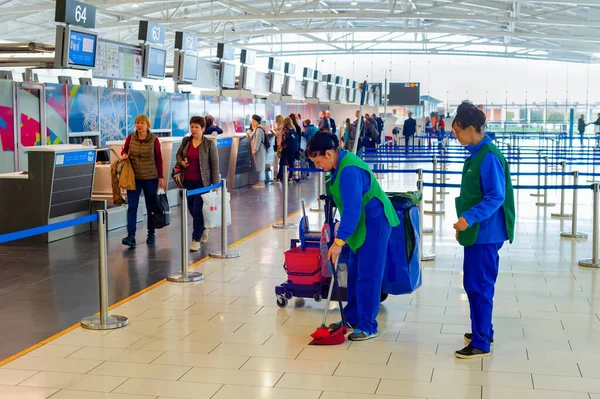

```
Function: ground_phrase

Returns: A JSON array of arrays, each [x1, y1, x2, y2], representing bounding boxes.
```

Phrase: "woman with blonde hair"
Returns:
[[120, 114, 164, 247]]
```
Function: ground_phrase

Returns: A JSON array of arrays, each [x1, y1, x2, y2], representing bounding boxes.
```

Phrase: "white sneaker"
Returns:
[[200, 229, 209, 243], [190, 240, 200, 252]]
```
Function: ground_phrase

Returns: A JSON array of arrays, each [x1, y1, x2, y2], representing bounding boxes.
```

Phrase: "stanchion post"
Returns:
[[530, 151, 543, 197], [560, 171, 588, 239], [536, 156, 555, 207], [516, 148, 521, 187], [579, 183, 600, 268], [310, 171, 324, 212], [81, 210, 129, 330], [168, 189, 204, 282], [417, 169, 433, 234], [273, 166, 297, 229], [552, 161, 571, 218], [210, 180, 240, 259], [417, 179, 435, 261], [425, 158, 445, 215]]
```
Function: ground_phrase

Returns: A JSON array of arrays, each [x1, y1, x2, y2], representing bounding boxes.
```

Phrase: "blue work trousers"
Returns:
[[463, 242, 503, 352], [344, 213, 392, 334]]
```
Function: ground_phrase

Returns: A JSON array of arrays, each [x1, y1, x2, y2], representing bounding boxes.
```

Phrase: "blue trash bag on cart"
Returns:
[[383, 192, 422, 295]]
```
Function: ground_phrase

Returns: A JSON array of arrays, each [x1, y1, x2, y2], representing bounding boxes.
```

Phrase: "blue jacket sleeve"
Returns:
[[335, 166, 367, 241], [461, 153, 506, 225]]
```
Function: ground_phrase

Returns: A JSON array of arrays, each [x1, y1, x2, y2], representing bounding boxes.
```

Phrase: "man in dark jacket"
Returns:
[[578, 115, 587, 146], [372, 113, 384, 135], [403, 112, 417, 152], [325, 110, 336, 134]]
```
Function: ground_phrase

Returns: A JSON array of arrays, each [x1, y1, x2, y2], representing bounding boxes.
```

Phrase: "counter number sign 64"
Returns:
[[75, 4, 87, 23]]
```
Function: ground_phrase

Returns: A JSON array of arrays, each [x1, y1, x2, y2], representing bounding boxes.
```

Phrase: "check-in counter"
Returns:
[[0, 144, 96, 243]]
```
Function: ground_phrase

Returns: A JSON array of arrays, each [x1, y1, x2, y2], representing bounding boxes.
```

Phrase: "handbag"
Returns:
[[151, 189, 171, 229], [171, 164, 185, 189], [118, 159, 136, 190]]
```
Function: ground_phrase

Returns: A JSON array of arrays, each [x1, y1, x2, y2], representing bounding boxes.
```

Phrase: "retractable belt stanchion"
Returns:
[[530, 151, 543, 197], [210, 179, 240, 259], [535, 156, 556, 207], [579, 183, 600, 268], [81, 210, 129, 330], [417, 179, 435, 261], [168, 189, 204, 282], [273, 165, 297, 229], [560, 171, 588, 239], [310, 172, 324, 212], [552, 161, 571, 218], [425, 155, 444, 207], [417, 169, 433, 234], [516, 148, 521, 187]]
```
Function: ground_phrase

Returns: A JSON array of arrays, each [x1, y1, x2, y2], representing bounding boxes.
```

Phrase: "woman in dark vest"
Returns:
[[452, 101, 515, 359], [306, 133, 399, 341], [176, 116, 220, 251], [121, 114, 164, 247]]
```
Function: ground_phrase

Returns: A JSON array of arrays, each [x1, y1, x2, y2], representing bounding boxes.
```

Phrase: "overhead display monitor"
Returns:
[[220, 61, 236, 88], [68, 29, 97, 68], [317, 82, 328, 102], [269, 72, 283, 94], [55, 26, 98, 69], [182, 52, 198, 82], [93, 39, 143, 81], [241, 65, 256, 90], [252, 71, 269, 96], [142, 45, 167, 79], [304, 80, 315, 98], [193, 59, 220, 90], [283, 76, 296, 96], [388, 82, 420, 106], [240, 49, 256, 65]]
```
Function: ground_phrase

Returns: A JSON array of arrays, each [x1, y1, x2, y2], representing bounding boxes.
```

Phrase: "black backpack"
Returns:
[[258, 127, 270, 149]]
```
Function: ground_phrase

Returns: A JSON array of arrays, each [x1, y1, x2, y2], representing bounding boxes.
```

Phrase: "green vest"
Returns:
[[326, 150, 400, 252], [455, 142, 515, 247]]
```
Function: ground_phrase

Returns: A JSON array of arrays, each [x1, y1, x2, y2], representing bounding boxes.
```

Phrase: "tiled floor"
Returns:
[[3, 153, 600, 398]]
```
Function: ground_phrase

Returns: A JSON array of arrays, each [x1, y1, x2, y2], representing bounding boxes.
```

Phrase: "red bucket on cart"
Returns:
[[283, 246, 323, 285]]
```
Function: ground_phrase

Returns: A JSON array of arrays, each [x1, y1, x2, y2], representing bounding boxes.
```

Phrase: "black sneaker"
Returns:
[[146, 233, 156, 245], [454, 345, 490, 359], [464, 333, 494, 344], [122, 235, 136, 247]]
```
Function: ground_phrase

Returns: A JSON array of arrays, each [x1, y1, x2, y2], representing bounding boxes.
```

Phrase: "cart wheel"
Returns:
[[380, 292, 389, 302], [277, 296, 288, 308], [285, 292, 293, 300], [313, 294, 322, 302]]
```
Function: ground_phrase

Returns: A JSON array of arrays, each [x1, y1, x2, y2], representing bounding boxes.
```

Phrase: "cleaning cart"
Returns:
[[275, 192, 423, 308]]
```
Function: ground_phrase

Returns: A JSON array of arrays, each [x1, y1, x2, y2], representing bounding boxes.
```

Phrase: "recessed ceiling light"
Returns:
[[469, 25, 476, 29], [351, 1, 358, 5], [131, 3, 139, 7], [285, 3, 292, 7], [468, 12, 475, 15]]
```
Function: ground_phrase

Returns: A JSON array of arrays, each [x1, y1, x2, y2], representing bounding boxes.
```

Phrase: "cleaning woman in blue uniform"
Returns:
[[306, 132, 399, 341], [452, 101, 515, 359]]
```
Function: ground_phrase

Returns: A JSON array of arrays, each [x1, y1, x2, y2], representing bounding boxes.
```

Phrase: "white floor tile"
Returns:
[[210, 385, 322, 399], [0, 385, 59, 399], [275, 373, 379, 394], [88, 361, 191, 381], [180, 368, 283, 387], [19, 371, 126, 392], [2, 357, 103, 374], [241, 357, 339, 375], [483, 386, 590, 399], [432, 369, 533, 389], [113, 378, 222, 399], [151, 351, 249, 369], [377, 379, 482, 399]]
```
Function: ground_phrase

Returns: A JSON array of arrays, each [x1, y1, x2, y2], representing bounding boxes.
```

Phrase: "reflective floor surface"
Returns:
[[2, 159, 600, 399]]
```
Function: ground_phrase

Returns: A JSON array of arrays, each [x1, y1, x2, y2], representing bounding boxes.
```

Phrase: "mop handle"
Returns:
[[321, 257, 338, 327]]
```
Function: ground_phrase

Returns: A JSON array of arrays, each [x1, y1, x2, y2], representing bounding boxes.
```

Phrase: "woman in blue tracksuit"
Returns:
[[452, 101, 515, 359], [306, 133, 399, 341]]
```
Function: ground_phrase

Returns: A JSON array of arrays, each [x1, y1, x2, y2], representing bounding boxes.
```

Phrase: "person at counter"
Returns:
[[246, 114, 266, 188], [176, 116, 220, 251], [121, 115, 164, 248], [275, 117, 298, 182], [205, 115, 223, 135]]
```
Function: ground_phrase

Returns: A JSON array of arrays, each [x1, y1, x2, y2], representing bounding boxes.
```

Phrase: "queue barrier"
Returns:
[[0, 212, 128, 331]]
